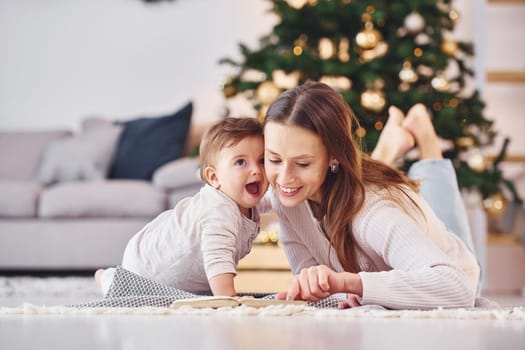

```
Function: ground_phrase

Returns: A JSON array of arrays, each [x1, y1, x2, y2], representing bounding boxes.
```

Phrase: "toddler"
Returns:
[[96, 117, 268, 297]]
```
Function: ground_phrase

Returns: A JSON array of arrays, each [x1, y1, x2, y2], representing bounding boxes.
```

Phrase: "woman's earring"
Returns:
[[330, 163, 339, 174]]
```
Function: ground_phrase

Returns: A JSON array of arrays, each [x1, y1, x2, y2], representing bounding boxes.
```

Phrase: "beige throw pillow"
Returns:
[[37, 122, 122, 186]]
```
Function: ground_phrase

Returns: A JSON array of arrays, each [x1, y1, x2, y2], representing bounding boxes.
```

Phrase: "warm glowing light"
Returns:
[[356, 127, 367, 138]]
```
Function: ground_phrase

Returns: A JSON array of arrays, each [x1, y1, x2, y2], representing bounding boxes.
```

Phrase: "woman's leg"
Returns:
[[407, 159, 475, 252], [373, 104, 475, 253], [403, 104, 475, 252], [371, 106, 414, 165]]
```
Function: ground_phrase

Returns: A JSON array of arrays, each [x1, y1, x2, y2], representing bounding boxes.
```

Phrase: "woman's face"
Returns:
[[264, 121, 331, 207]]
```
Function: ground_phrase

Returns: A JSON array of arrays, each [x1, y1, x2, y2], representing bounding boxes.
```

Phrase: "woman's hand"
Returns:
[[276, 265, 363, 302]]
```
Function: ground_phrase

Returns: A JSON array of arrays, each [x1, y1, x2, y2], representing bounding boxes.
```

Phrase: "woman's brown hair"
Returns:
[[264, 82, 419, 273]]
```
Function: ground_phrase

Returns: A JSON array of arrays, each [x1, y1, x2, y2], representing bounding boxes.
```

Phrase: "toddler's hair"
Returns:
[[199, 117, 263, 183]]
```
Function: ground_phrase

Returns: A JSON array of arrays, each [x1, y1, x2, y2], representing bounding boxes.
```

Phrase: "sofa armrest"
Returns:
[[152, 157, 202, 191]]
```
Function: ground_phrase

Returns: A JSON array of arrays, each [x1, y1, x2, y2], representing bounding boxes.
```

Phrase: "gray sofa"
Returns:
[[0, 116, 208, 271]]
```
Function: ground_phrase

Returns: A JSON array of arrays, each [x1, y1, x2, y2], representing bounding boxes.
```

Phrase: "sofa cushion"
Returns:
[[109, 102, 193, 181], [0, 180, 41, 217], [36, 123, 123, 186], [39, 180, 167, 218], [152, 157, 201, 191], [81, 116, 115, 131], [0, 130, 72, 180]]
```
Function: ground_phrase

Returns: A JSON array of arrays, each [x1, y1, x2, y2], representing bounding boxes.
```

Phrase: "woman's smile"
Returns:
[[277, 183, 302, 195]]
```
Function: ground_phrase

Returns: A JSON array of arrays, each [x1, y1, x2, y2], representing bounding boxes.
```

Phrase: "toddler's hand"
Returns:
[[338, 293, 362, 309]]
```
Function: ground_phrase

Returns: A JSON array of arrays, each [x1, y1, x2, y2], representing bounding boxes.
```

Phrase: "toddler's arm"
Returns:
[[209, 273, 236, 297]]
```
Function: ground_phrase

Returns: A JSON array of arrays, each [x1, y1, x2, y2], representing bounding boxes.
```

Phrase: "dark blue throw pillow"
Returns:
[[109, 101, 193, 180]]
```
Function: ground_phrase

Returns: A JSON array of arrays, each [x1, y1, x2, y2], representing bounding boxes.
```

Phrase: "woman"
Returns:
[[264, 82, 479, 310]]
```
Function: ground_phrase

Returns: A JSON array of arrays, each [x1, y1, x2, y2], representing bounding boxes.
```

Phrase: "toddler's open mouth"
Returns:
[[245, 181, 260, 195]]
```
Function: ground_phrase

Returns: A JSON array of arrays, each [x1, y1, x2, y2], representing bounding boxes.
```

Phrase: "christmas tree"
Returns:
[[220, 0, 521, 207]]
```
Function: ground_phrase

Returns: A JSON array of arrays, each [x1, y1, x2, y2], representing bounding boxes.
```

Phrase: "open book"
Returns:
[[171, 296, 307, 309]]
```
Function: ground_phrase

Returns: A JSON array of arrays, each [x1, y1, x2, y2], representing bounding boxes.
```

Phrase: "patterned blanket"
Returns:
[[71, 266, 348, 309]]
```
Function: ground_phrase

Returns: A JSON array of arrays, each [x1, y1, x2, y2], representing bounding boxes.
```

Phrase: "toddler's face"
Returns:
[[211, 135, 268, 217]]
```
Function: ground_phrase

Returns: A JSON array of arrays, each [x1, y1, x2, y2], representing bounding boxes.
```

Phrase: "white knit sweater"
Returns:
[[121, 185, 261, 293], [263, 187, 480, 310]]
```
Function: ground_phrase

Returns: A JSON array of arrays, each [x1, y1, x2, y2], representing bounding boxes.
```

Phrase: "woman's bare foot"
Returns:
[[94, 268, 105, 293], [371, 106, 415, 166], [402, 104, 442, 160]]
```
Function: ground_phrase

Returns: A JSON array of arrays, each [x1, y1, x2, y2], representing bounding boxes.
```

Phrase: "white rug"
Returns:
[[0, 275, 100, 308], [2, 302, 525, 320], [1, 276, 525, 320], [0, 276, 99, 299]]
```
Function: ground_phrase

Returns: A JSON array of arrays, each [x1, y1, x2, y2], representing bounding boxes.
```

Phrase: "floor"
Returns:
[[1, 279, 525, 350], [1, 312, 524, 350]]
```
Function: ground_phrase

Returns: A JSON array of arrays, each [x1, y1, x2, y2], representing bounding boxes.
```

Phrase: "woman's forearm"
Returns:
[[341, 272, 363, 296]]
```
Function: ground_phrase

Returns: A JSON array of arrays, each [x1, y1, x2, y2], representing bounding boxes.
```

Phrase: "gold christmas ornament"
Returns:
[[293, 34, 308, 56], [415, 33, 431, 45], [360, 89, 386, 112], [440, 38, 459, 57], [223, 85, 237, 98], [360, 41, 388, 62], [365, 5, 375, 15], [355, 127, 367, 138], [257, 105, 270, 123], [356, 22, 382, 50], [293, 46, 303, 55], [319, 76, 352, 91], [256, 81, 281, 105], [398, 82, 410, 92], [397, 27, 408, 37], [399, 61, 418, 83], [240, 69, 266, 83], [431, 74, 450, 92], [287, 0, 308, 9], [483, 192, 507, 217], [318, 37, 336, 60], [272, 70, 300, 89], [404, 11, 426, 33], [416, 64, 434, 77], [373, 78, 385, 90], [256, 230, 270, 244], [449, 9, 460, 23], [456, 136, 474, 148], [437, 1, 451, 12], [338, 38, 350, 62], [465, 148, 486, 172], [268, 228, 279, 243]]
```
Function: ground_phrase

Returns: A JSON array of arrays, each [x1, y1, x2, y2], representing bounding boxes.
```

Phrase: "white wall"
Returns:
[[0, 0, 523, 156], [0, 0, 276, 131], [482, 3, 525, 156]]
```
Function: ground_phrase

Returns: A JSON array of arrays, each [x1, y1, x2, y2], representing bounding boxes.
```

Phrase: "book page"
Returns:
[[170, 296, 238, 309], [238, 298, 307, 308], [171, 296, 308, 309]]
